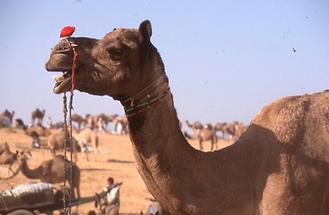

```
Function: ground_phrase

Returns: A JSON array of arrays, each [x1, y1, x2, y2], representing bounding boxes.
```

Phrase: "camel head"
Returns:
[[18, 149, 32, 162], [0, 142, 9, 153], [46, 20, 159, 101]]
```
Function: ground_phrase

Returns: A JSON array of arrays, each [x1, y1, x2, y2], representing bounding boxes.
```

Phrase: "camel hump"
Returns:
[[251, 91, 329, 160]]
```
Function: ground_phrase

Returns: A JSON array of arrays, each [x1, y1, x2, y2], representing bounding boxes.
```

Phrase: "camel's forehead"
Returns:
[[101, 28, 139, 48]]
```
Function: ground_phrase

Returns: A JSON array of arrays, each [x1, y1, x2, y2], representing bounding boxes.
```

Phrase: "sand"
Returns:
[[0, 128, 232, 214]]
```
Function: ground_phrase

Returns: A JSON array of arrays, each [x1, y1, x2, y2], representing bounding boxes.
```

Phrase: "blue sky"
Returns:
[[1, 0, 328, 125]]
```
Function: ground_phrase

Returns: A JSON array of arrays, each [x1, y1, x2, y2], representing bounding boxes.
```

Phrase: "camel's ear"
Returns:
[[138, 20, 152, 44]]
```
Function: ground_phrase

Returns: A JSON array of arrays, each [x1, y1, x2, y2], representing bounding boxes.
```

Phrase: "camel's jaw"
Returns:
[[45, 51, 75, 94], [52, 70, 72, 94]]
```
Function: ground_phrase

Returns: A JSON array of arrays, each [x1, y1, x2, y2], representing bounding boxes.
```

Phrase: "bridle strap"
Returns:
[[124, 86, 170, 117], [122, 75, 165, 106], [122, 75, 170, 117]]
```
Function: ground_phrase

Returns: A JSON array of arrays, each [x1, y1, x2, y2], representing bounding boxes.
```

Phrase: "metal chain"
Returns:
[[62, 92, 68, 214], [68, 91, 74, 215], [62, 38, 77, 215], [62, 91, 75, 215]]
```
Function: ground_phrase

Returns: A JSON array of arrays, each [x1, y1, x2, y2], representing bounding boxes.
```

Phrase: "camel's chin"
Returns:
[[53, 76, 72, 94]]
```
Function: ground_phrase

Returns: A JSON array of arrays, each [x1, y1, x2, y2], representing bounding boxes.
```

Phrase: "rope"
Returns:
[[71, 48, 78, 91]]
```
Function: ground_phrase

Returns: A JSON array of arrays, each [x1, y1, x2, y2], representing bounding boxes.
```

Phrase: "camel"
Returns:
[[17, 152, 80, 199], [0, 142, 9, 154], [0, 142, 18, 165], [113, 115, 129, 135], [46, 20, 329, 214], [47, 130, 80, 160], [31, 108, 46, 126], [84, 113, 114, 132], [24, 124, 51, 137], [71, 113, 87, 130], [185, 121, 217, 151], [94, 113, 118, 132], [232, 121, 247, 138], [0, 109, 15, 127], [73, 128, 99, 160], [15, 118, 27, 129], [215, 121, 247, 140]]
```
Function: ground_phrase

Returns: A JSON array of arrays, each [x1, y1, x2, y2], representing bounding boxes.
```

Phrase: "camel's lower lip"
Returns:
[[53, 71, 72, 94]]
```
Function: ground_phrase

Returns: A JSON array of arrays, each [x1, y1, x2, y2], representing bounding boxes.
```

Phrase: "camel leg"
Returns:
[[73, 142, 78, 163], [94, 136, 99, 154], [210, 139, 214, 151], [85, 152, 90, 161], [213, 135, 218, 150], [198, 139, 203, 151], [50, 148, 56, 157]]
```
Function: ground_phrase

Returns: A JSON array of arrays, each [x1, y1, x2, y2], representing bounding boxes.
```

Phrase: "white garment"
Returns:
[[116, 123, 123, 135], [104, 186, 120, 205]]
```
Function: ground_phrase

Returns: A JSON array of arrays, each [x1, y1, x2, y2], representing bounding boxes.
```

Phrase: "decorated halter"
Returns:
[[59, 26, 78, 92]]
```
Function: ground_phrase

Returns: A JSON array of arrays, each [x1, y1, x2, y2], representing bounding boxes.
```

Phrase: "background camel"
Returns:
[[215, 121, 247, 140], [113, 116, 129, 135], [45, 20, 329, 214], [17, 152, 80, 199], [0, 109, 15, 127], [31, 108, 46, 126], [185, 121, 217, 151], [0, 142, 9, 154], [24, 124, 51, 137], [15, 118, 27, 130], [95, 113, 115, 132], [0, 142, 18, 165], [47, 130, 80, 160], [71, 113, 87, 130], [73, 128, 99, 161]]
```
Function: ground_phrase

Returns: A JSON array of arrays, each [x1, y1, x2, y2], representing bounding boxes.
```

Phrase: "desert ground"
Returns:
[[0, 127, 233, 214]]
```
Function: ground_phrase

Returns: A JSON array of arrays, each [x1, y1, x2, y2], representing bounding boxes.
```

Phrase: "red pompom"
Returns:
[[60, 26, 75, 38]]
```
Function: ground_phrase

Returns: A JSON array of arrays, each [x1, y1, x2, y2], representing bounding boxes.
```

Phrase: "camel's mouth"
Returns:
[[52, 70, 72, 94]]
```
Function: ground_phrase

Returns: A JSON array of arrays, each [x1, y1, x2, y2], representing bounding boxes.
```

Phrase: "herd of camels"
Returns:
[[1, 20, 328, 214]]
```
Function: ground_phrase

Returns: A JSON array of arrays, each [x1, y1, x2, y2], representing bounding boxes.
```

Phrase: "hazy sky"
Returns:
[[1, 0, 328, 126]]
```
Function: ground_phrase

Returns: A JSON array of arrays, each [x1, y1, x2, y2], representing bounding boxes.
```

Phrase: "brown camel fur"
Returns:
[[31, 108, 46, 126], [18, 153, 80, 199], [46, 20, 329, 214]]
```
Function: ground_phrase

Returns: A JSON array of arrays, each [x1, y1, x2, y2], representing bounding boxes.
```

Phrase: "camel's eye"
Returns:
[[107, 47, 124, 61]]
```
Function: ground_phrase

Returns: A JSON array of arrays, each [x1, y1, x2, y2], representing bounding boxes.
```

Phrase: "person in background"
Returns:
[[97, 176, 121, 215], [31, 131, 41, 148]]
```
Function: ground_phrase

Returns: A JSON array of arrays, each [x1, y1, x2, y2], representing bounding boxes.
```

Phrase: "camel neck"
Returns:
[[120, 50, 255, 214], [125, 79, 198, 214], [20, 159, 40, 179]]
